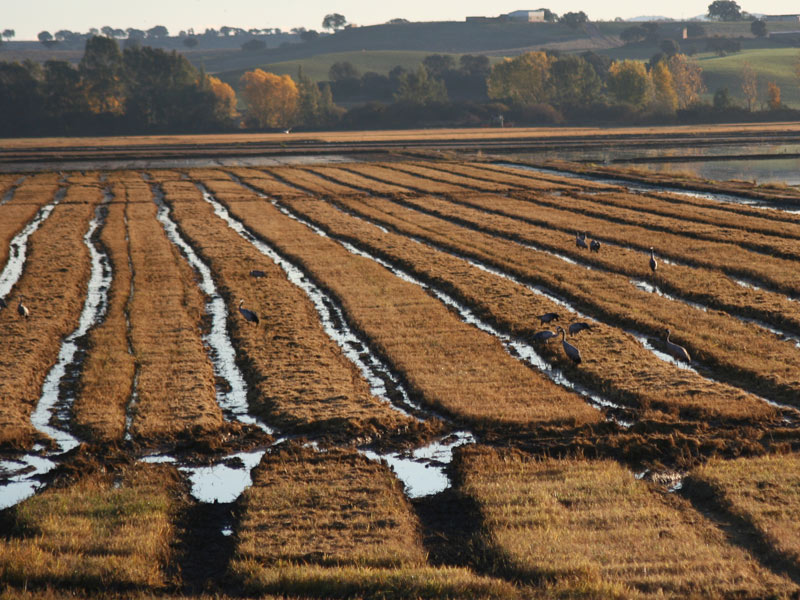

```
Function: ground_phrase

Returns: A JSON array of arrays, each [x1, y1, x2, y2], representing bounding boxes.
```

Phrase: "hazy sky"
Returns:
[[6, 0, 800, 40]]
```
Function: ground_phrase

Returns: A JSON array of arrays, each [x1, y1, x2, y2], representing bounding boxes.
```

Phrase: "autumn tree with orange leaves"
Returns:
[[207, 75, 238, 121], [240, 69, 298, 128]]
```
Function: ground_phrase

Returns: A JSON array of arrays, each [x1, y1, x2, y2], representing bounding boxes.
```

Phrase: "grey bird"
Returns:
[[238, 299, 259, 324], [664, 329, 690, 362], [649, 247, 657, 273], [532, 330, 557, 343], [538, 312, 559, 324], [0, 297, 6, 310], [576, 232, 588, 250], [590, 239, 601, 253], [557, 326, 581, 364], [17, 296, 29, 319], [568, 322, 592, 336], [250, 269, 267, 278]]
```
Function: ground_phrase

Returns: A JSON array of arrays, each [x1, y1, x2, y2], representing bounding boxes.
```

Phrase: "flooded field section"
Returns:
[[1, 159, 800, 598]]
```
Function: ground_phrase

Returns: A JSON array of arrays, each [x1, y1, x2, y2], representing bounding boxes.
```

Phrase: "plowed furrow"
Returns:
[[165, 175, 426, 441], [72, 183, 135, 442], [0, 184, 99, 450], [124, 180, 223, 443], [343, 164, 467, 194], [264, 166, 362, 196], [203, 178, 601, 429], [314, 191, 800, 409]]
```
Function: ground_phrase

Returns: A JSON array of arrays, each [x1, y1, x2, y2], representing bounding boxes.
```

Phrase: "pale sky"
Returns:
[[5, 0, 800, 40]]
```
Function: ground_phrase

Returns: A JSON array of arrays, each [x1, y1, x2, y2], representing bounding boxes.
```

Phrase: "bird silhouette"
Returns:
[[538, 312, 559, 324], [557, 326, 581, 364], [664, 329, 690, 362], [17, 296, 29, 319], [590, 239, 600, 253], [649, 247, 657, 273], [238, 300, 259, 324], [568, 322, 592, 336], [532, 330, 557, 343], [576, 232, 588, 250]]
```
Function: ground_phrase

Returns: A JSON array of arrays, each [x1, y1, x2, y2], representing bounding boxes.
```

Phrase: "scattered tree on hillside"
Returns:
[[394, 66, 448, 104], [767, 81, 781, 109], [750, 19, 767, 38], [182, 36, 198, 48], [101, 26, 115, 38], [740, 61, 757, 110], [460, 54, 491, 77], [300, 30, 319, 42], [559, 11, 588, 29], [322, 13, 347, 32], [650, 60, 678, 114], [37, 31, 55, 46], [2, 29, 15, 41], [667, 54, 705, 108], [713, 87, 734, 109], [207, 75, 238, 121], [80, 35, 125, 114], [147, 25, 169, 39], [240, 69, 299, 128], [329, 61, 360, 81], [606, 60, 652, 108], [488, 51, 553, 106], [707, 0, 742, 21], [388, 18, 410, 24], [549, 54, 601, 108], [620, 26, 646, 44], [660, 39, 680, 57]]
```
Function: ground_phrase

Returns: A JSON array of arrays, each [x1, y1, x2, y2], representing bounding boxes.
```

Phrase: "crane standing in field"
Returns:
[[238, 299, 259, 325], [664, 329, 691, 363], [538, 312, 559, 324], [17, 296, 29, 319], [556, 326, 581, 364], [649, 247, 657, 273], [576, 232, 588, 249], [590, 239, 601, 252]]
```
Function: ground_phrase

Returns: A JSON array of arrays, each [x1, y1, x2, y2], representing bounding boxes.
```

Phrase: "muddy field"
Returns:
[[1, 153, 800, 598]]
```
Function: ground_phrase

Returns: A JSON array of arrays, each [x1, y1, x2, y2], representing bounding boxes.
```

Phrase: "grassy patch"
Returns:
[[458, 446, 798, 597]]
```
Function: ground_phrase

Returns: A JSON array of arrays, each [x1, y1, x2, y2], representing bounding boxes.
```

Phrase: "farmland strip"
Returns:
[[231, 445, 518, 599], [227, 167, 308, 196], [163, 175, 426, 442], [200, 177, 601, 429], [686, 454, 800, 577], [293, 187, 800, 410], [0, 183, 98, 450], [277, 194, 775, 423], [459, 447, 798, 597], [388, 162, 520, 192], [123, 179, 224, 444], [72, 183, 135, 442]]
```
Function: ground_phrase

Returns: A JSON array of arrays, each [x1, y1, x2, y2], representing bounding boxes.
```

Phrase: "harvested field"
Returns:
[[3, 146, 800, 598], [458, 446, 799, 598]]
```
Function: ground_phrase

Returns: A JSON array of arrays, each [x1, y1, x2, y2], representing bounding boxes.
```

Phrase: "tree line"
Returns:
[[0, 34, 795, 137]]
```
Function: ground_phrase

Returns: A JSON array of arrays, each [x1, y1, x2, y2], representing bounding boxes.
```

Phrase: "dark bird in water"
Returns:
[[557, 326, 581, 364], [590, 239, 601, 253], [568, 322, 592, 336], [649, 247, 657, 273], [538, 312, 559, 324], [250, 269, 267, 278], [664, 329, 691, 363], [17, 296, 29, 319], [576, 232, 588, 250], [532, 330, 557, 343], [238, 299, 259, 324]]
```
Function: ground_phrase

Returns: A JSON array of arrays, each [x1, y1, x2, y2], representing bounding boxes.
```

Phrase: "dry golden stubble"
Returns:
[[0, 182, 100, 450], [282, 194, 775, 425], [209, 177, 601, 429], [72, 183, 135, 443], [458, 446, 799, 598], [262, 166, 365, 197], [163, 174, 428, 443], [306, 165, 414, 196], [123, 180, 224, 444], [344, 163, 467, 195]]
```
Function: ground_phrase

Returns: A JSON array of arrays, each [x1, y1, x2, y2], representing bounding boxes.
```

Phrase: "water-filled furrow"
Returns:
[[246, 188, 622, 419], [0, 176, 27, 207], [199, 180, 424, 419], [0, 188, 114, 509], [122, 206, 139, 441], [0, 187, 65, 303], [147, 180, 270, 434]]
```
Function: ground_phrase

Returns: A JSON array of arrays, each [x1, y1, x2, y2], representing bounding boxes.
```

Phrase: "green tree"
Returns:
[[146, 25, 169, 39], [606, 60, 652, 108], [80, 35, 125, 114], [460, 54, 490, 77], [550, 54, 601, 108], [559, 11, 588, 29], [37, 31, 54, 46], [393, 66, 447, 104], [713, 87, 734, 109], [297, 66, 322, 126], [329, 61, 359, 81], [750, 19, 767, 37], [707, 1, 742, 21], [42, 60, 86, 117], [488, 51, 553, 105], [422, 54, 455, 79], [0, 62, 44, 132], [2, 29, 15, 41], [322, 13, 347, 32]]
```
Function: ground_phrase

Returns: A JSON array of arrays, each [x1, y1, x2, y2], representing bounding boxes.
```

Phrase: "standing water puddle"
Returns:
[[0, 176, 26, 207], [0, 188, 113, 509]]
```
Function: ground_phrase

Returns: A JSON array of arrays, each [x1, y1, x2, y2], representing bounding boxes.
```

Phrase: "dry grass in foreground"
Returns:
[[458, 446, 799, 598], [231, 444, 518, 599], [72, 183, 135, 442], [686, 453, 800, 572], [0, 464, 182, 593]]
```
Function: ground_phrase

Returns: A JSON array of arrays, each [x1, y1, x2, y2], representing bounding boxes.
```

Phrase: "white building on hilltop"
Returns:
[[504, 9, 547, 22]]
